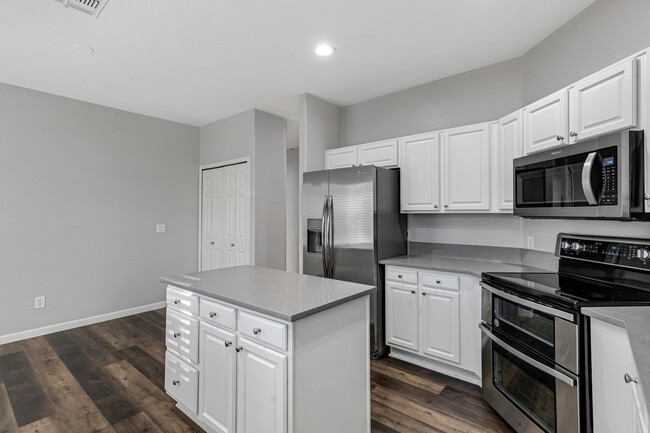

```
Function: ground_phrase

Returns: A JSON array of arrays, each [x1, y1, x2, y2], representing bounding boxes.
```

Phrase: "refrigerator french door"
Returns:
[[303, 166, 407, 359]]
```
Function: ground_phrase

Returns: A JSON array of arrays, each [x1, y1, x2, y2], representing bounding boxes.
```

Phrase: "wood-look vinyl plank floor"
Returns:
[[0, 308, 515, 433]]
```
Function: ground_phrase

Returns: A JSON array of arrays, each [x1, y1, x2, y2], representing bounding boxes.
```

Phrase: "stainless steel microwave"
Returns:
[[513, 130, 647, 220]]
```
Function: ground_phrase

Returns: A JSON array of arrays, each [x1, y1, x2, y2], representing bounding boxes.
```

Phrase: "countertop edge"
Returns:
[[379, 255, 548, 278], [160, 276, 375, 322]]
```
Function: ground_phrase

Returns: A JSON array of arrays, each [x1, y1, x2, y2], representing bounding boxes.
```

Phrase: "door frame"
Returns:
[[198, 157, 253, 271]]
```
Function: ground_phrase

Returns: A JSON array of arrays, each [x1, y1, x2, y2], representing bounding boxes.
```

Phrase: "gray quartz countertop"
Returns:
[[583, 306, 650, 400], [379, 255, 549, 278], [161, 265, 375, 322]]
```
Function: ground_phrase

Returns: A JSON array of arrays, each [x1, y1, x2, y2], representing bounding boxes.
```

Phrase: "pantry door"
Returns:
[[200, 161, 251, 271]]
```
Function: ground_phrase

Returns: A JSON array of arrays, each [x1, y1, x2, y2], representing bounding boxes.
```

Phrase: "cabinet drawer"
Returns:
[[167, 286, 199, 316], [386, 268, 418, 285], [200, 298, 236, 331], [420, 273, 459, 291], [165, 351, 198, 414], [166, 309, 199, 363], [238, 312, 287, 352]]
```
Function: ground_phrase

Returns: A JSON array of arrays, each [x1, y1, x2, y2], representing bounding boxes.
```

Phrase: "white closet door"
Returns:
[[201, 162, 251, 271]]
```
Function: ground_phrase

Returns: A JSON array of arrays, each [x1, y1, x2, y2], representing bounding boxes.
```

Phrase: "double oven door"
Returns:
[[480, 283, 580, 433]]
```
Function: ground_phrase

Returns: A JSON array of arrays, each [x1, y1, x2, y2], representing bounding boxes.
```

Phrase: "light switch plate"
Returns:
[[156, 224, 166, 233], [527, 236, 535, 249], [35, 296, 46, 309]]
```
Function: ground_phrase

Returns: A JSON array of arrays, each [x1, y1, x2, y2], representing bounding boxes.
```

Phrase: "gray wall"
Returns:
[[336, 0, 650, 253], [200, 109, 287, 270], [286, 148, 299, 272], [0, 83, 199, 336]]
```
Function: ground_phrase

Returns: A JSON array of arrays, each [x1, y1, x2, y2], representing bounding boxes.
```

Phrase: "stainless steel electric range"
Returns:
[[480, 233, 650, 433]]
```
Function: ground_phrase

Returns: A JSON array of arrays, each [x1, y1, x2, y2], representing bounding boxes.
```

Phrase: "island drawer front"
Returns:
[[420, 273, 459, 291], [166, 309, 199, 363], [200, 298, 236, 331], [165, 351, 198, 414], [386, 268, 418, 285], [238, 312, 287, 352], [167, 286, 199, 316]]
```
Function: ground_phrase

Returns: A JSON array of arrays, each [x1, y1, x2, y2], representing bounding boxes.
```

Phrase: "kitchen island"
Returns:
[[161, 265, 374, 433]]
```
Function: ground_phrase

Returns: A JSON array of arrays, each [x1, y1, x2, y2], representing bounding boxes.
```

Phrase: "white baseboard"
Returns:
[[0, 301, 167, 346]]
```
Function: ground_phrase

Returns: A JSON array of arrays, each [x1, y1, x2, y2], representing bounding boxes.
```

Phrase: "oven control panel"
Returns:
[[558, 235, 650, 270]]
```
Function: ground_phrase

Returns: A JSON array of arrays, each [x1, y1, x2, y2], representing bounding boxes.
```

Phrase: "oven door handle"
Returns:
[[479, 322, 577, 387], [480, 282, 575, 322]]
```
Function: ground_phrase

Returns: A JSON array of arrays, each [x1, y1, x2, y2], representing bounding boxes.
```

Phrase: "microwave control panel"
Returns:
[[559, 236, 650, 270], [599, 147, 618, 206]]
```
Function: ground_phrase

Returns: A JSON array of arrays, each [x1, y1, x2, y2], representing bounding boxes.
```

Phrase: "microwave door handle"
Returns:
[[582, 151, 599, 205], [321, 196, 329, 277], [479, 322, 577, 387]]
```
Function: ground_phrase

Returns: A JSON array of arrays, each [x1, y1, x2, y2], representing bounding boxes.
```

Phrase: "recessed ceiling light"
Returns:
[[314, 44, 336, 57], [74, 44, 95, 55]]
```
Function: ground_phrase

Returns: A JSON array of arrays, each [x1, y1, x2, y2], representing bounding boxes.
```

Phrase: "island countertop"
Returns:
[[161, 265, 375, 322]]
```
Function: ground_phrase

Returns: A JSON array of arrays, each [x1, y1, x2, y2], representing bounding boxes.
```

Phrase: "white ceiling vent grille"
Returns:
[[56, 0, 111, 18]]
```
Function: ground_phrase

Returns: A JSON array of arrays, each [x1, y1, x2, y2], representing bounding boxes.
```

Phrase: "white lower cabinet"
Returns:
[[237, 338, 287, 433], [591, 318, 649, 433], [165, 351, 199, 413], [385, 266, 481, 385], [199, 322, 236, 433]]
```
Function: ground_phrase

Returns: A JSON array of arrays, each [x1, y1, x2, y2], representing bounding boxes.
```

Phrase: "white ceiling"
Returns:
[[0, 0, 596, 127]]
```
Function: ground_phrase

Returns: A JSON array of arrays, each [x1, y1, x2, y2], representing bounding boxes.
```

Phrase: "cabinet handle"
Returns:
[[422, 292, 426, 296], [411, 290, 416, 294], [174, 299, 180, 304], [209, 312, 217, 318], [224, 341, 232, 348], [397, 274, 403, 278], [625, 373, 639, 384], [556, 135, 564, 141], [444, 204, 448, 208], [230, 243, 235, 247], [436, 279, 441, 284], [173, 332, 180, 338], [434, 205, 439, 209], [172, 380, 180, 386], [210, 241, 214, 245], [570, 131, 578, 137], [253, 327, 262, 335], [235, 346, 243, 353]]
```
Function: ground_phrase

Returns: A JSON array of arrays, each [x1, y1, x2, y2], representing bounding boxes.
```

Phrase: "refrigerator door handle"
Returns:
[[327, 195, 334, 278], [321, 195, 329, 277]]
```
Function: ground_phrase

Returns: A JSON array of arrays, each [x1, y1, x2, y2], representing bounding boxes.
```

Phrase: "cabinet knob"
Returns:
[[172, 380, 180, 386], [224, 341, 232, 348], [434, 205, 439, 209], [444, 204, 448, 208], [209, 312, 217, 318], [253, 327, 262, 335], [625, 373, 639, 384], [411, 290, 416, 294], [436, 279, 441, 284], [556, 135, 564, 141], [422, 292, 426, 296], [210, 241, 215, 245], [235, 346, 243, 353], [231, 243, 235, 247], [397, 274, 403, 278], [174, 299, 180, 304], [570, 131, 578, 137], [173, 332, 180, 338]]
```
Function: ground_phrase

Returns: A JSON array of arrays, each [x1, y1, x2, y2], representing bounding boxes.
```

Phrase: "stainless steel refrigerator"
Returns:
[[303, 166, 407, 359]]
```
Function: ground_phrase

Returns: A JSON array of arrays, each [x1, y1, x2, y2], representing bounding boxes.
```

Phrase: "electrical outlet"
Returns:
[[156, 224, 166, 233], [35, 296, 46, 309], [527, 236, 535, 249]]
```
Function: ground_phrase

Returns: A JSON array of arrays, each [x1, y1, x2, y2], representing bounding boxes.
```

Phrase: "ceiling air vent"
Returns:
[[56, 0, 111, 18]]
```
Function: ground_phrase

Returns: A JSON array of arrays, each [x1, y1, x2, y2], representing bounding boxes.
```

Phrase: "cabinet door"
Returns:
[[591, 318, 647, 433], [325, 147, 357, 169], [385, 282, 419, 351], [441, 123, 491, 211], [569, 59, 637, 143], [420, 288, 460, 363], [496, 111, 522, 211], [357, 139, 398, 168], [523, 89, 568, 154], [199, 322, 236, 433], [237, 338, 287, 433], [399, 132, 440, 212]]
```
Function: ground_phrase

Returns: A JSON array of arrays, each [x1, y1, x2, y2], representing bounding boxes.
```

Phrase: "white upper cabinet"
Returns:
[[523, 89, 569, 154], [324, 147, 357, 169], [495, 110, 523, 211], [569, 59, 637, 143], [399, 132, 441, 212], [441, 123, 491, 211], [357, 139, 399, 167]]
